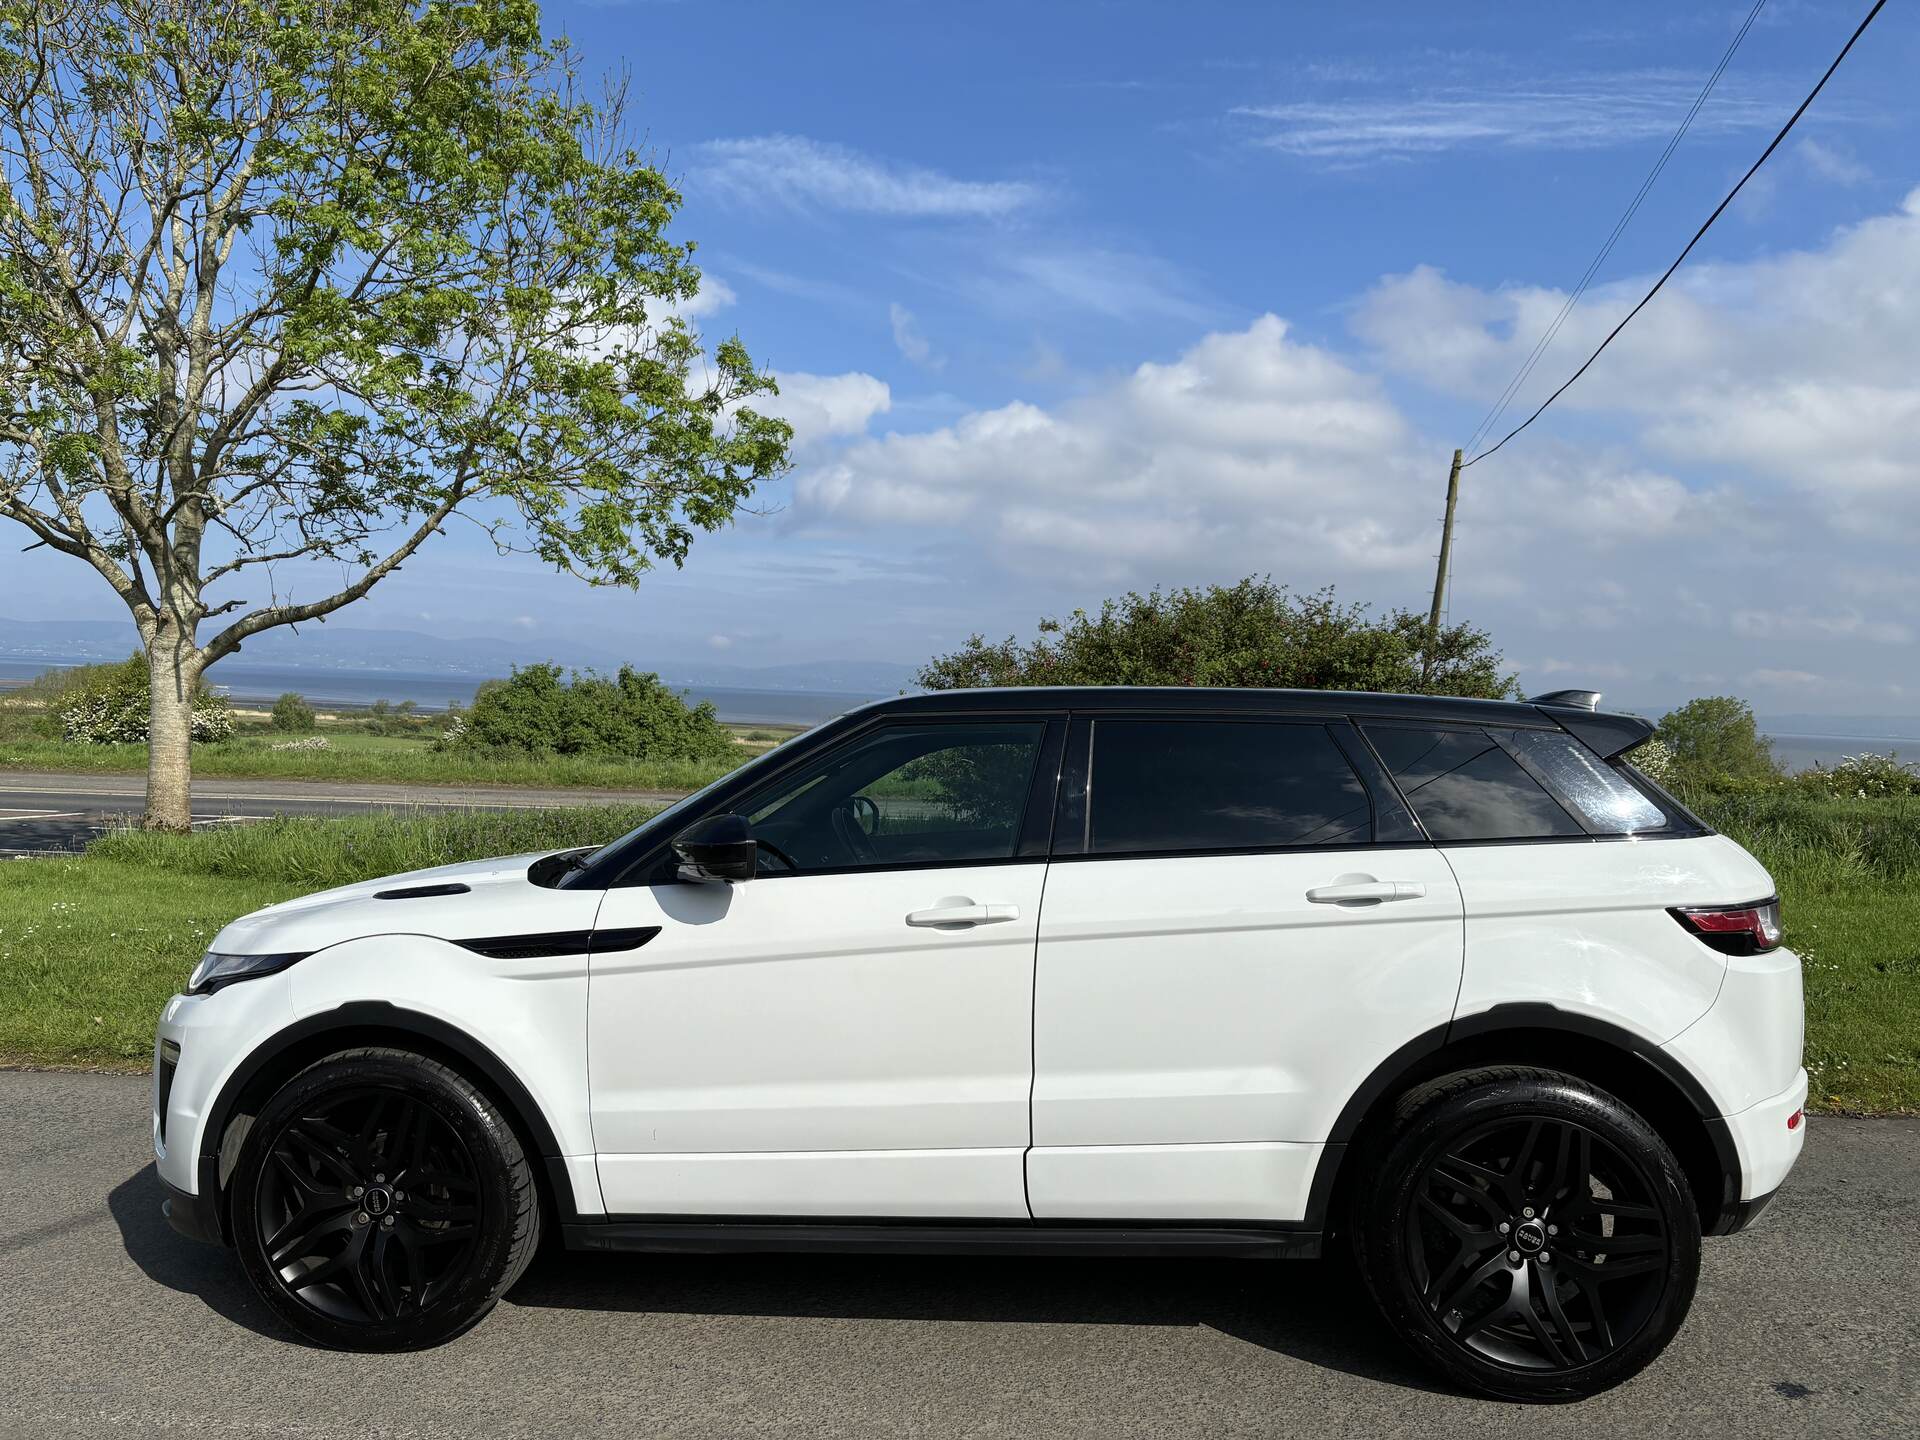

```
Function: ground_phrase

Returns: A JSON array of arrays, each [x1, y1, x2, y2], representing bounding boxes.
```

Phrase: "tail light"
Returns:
[[1669, 897, 1782, 956]]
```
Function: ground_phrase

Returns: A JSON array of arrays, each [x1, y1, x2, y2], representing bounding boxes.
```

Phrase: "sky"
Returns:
[[11, 0, 1920, 714]]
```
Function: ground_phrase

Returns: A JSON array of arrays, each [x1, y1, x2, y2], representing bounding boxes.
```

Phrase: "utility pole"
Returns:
[[1423, 447, 1464, 683]]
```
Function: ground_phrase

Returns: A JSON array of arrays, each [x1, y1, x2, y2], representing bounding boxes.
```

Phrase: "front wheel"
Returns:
[[1352, 1067, 1700, 1402], [230, 1047, 542, 1350]]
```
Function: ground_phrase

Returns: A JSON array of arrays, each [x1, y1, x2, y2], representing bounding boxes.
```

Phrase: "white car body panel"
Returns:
[[1028, 849, 1464, 1220], [151, 699, 1808, 1237], [155, 853, 608, 1215], [587, 865, 1047, 1217]]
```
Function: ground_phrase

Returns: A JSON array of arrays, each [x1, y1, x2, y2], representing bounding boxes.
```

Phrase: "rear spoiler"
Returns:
[[1528, 690, 1655, 761]]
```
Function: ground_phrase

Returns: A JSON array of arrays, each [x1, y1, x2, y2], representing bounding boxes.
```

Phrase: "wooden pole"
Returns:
[[1424, 447, 1464, 681]]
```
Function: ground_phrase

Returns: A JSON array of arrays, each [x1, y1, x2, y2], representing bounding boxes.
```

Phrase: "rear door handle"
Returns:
[[1306, 880, 1426, 905], [905, 902, 1020, 928]]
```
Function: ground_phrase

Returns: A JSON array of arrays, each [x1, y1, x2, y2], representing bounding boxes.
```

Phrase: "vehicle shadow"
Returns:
[[507, 1244, 1450, 1395], [106, 1163, 293, 1341], [108, 1161, 1442, 1392]]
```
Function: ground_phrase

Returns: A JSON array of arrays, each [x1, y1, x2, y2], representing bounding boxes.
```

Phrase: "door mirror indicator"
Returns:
[[673, 813, 758, 884]]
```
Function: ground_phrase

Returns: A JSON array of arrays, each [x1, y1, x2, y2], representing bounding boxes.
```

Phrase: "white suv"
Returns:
[[153, 687, 1805, 1400]]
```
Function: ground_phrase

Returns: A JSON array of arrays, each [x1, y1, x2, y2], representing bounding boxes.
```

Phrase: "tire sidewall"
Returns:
[[231, 1052, 523, 1351], [1356, 1074, 1701, 1401]]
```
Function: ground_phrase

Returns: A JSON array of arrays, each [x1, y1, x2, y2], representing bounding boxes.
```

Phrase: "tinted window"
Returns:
[[1366, 725, 1582, 842], [742, 722, 1045, 872], [1088, 720, 1371, 855], [1501, 729, 1668, 834]]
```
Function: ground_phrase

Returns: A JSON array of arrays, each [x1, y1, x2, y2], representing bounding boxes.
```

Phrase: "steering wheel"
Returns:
[[755, 838, 800, 874], [829, 798, 878, 864]]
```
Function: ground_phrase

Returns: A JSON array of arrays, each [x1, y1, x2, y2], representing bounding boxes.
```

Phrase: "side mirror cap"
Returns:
[[672, 813, 757, 883]]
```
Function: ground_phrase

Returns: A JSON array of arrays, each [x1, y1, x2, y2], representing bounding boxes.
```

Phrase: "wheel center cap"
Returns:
[[1512, 1219, 1546, 1254], [363, 1185, 394, 1217]]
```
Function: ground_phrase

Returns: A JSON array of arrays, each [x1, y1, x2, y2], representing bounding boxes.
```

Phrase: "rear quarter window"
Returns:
[[1498, 728, 1670, 835], [1363, 725, 1584, 843]]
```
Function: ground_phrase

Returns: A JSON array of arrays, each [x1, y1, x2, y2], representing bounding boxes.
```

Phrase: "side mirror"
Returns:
[[672, 813, 758, 883]]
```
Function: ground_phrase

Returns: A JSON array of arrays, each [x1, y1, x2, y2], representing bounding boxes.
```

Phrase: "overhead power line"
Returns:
[[1463, 0, 1886, 469], [1462, 0, 1769, 459]]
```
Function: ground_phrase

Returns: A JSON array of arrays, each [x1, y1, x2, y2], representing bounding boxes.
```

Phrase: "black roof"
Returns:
[[851, 685, 1576, 728]]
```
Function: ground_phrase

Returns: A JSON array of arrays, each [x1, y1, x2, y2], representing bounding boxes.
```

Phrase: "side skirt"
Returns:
[[562, 1219, 1322, 1260]]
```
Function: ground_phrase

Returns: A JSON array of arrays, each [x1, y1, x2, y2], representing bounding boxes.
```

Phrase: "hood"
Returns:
[[208, 850, 598, 958]]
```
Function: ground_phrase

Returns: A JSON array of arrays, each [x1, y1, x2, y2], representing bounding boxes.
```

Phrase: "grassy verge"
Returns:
[[0, 732, 748, 791], [4, 796, 1915, 1111]]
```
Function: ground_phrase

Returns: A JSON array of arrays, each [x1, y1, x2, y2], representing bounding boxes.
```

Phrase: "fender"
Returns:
[[1300, 1003, 1739, 1231], [194, 1000, 578, 1238]]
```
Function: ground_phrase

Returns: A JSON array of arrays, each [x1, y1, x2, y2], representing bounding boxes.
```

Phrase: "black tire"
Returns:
[[230, 1046, 542, 1350], [1351, 1066, 1700, 1402]]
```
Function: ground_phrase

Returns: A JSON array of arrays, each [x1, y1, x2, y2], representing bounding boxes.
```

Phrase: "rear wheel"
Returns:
[[1352, 1067, 1699, 1401], [230, 1047, 541, 1350]]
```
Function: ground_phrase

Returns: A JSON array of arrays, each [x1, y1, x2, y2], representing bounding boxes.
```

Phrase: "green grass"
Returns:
[[0, 732, 747, 792], [3, 794, 1915, 1113], [85, 804, 661, 888], [0, 859, 301, 1066]]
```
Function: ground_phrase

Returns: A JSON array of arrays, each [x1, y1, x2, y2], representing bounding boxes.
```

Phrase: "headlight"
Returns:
[[187, 950, 311, 995]]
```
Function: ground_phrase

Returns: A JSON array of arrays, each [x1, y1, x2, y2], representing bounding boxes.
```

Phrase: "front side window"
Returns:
[[1365, 725, 1582, 843], [741, 721, 1046, 873], [1087, 719, 1372, 855]]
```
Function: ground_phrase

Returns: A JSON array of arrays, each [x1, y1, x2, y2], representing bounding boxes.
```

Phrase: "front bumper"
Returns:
[[160, 1172, 223, 1245]]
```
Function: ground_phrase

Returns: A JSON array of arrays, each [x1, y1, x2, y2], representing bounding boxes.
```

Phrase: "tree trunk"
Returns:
[[145, 637, 199, 832]]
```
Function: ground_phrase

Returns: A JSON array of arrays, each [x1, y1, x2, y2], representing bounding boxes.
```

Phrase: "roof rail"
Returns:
[[1529, 689, 1602, 711]]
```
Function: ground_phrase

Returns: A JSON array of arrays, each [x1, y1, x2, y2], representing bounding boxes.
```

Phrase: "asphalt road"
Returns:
[[0, 1072, 1913, 1439], [0, 771, 683, 855]]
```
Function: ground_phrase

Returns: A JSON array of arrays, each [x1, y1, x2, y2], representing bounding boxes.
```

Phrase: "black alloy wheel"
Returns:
[[231, 1048, 541, 1350], [1410, 1116, 1669, 1370], [1354, 1067, 1700, 1402]]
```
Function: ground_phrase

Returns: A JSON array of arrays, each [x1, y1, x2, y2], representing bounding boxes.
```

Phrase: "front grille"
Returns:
[[156, 1040, 180, 1147]]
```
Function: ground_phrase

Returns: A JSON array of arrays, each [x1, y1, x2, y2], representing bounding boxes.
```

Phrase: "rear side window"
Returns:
[[1088, 719, 1371, 855], [1365, 725, 1583, 843], [1500, 729, 1669, 834]]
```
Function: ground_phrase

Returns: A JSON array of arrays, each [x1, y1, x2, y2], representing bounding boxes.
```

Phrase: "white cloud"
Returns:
[[766, 371, 892, 447], [695, 135, 1045, 218], [1797, 137, 1870, 186], [888, 303, 942, 369], [1234, 71, 1785, 162], [1352, 191, 1920, 538]]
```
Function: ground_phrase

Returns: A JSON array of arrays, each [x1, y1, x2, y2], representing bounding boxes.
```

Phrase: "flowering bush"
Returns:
[[268, 736, 333, 752], [1629, 736, 1677, 786], [1797, 751, 1920, 799], [54, 654, 234, 745]]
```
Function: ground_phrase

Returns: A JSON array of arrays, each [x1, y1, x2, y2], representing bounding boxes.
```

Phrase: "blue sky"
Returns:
[[14, 0, 1920, 712]]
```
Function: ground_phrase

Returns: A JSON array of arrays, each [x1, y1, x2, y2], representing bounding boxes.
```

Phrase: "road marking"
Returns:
[[0, 810, 82, 822]]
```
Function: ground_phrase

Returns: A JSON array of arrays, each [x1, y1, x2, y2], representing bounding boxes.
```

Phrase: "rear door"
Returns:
[[1028, 714, 1464, 1222]]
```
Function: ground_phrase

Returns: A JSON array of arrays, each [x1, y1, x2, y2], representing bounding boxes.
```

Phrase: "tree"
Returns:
[[917, 578, 1516, 699], [269, 691, 315, 732], [0, 0, 792, 827], [1656, 696, 1781, 787]]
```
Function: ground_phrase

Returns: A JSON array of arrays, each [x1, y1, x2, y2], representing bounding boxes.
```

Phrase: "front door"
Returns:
[[1028, 716, 1464, 1222], [589, 717, 1058, 1218]]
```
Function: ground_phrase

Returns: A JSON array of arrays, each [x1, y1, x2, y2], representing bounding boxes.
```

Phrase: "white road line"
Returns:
[[0, 810, 82, 822]]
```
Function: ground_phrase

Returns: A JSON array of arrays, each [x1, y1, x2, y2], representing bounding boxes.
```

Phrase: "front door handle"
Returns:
[[1306, 880, 1426, 906], [905, 901, 1020, 929]]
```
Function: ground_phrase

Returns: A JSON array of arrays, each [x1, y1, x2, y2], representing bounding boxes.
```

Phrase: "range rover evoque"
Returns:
[[153, 686, 1805, 1400]]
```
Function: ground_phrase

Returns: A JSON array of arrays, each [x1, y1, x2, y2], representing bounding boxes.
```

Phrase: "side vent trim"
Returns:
[[453, 926, 661, 960]]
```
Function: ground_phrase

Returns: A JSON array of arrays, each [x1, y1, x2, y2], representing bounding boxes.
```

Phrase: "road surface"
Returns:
[[0, 770, 684, 856], [0, 1070, 1913, 1438]]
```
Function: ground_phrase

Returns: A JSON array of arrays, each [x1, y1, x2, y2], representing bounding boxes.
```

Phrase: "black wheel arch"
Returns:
[[196, 1001, 577, 1243], [1308, 1004, 1740, 1238]]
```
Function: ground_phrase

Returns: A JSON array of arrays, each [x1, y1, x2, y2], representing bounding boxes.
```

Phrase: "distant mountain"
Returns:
[[0, 615, 916, 696]]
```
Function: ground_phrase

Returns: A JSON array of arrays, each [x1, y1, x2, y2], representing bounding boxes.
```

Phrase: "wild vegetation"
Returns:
[[918, 578, 1516, 698]]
